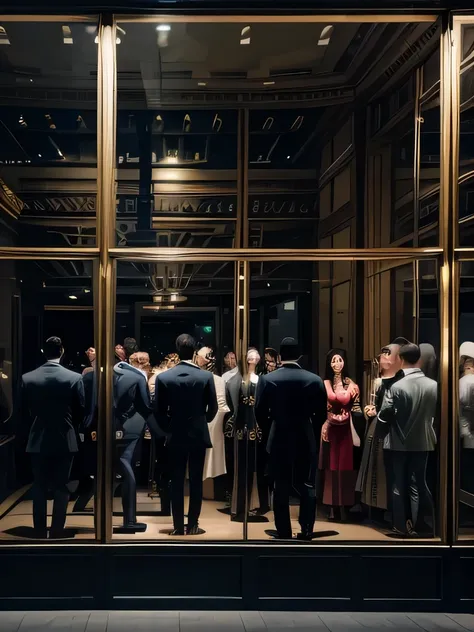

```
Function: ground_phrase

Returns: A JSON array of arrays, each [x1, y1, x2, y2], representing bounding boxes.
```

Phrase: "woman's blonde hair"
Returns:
[[130, 352, 151, 376]]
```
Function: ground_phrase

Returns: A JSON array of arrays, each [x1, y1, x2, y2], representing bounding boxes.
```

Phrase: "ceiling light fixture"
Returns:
[[318, 24, 334, 46], [68, 295, 78, 300], [240, 25, 251, 45], [156, 24, 171, 32], [0, 26, 11, 45], [198, 82, 207, 87], [84, 289, 91, 294], [62, 25, 73, 45], [263, 81, 275, 86]]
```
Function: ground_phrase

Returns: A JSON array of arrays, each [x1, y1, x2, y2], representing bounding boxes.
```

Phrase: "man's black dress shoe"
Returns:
[[265, 529, 292, 539], [169, 528, 185, 536], [186, 524, 205, 535], [116, 522, 147, 534]]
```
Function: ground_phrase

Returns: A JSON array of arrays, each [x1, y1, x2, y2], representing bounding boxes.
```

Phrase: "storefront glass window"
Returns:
[[0, 259, 96, 541], [0, 20, 98, 248]]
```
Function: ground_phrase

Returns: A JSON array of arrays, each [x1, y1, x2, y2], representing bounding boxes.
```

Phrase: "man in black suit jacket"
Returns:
[[255, 338, 327, 540], [113, 352, 156, 533], [155, 334, 218, 535], [21, 337, 85, 539]]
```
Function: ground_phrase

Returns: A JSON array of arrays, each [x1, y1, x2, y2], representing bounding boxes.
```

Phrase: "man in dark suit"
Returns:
[[379, 342, 438, 536], [155, 334, 218, 535], [113, 351, 155, 533], [21, 336, 85, 539], [255, 338, 327, 540]]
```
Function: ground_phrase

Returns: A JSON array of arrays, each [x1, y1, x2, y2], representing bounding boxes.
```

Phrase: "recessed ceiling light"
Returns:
[[84, 289, 91, 294], [263, 81, 275, 86], [157, 24, 171, 32], [0, 26, 11, 45], [240, 25, 251, 45], [62, 25, 73, 45], [318, 25, 334, 46], [198, 82, 207, 87], [68, 295, 78, 300]]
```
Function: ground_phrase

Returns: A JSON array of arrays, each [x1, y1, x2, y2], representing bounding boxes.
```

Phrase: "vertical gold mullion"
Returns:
[[242, 110, 250, 249], [96, 14, 117, 544], [438, 13, 454, 545], [413, 260, 420, 343], [413, 67, 423, 248], [451, 17, 462, 542]]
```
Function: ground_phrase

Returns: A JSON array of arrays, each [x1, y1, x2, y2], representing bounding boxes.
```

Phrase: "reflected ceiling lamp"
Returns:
[[62, 25, 73, 45], [0, 26, 10, 45], [318, 25, 334, 46], [240, 26, 251, 45], [156, 24, 171, 32]]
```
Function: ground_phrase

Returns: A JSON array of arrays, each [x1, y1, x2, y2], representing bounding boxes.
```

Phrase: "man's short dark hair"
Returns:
[[392, 337, 410, 346], [280, 337, 300, 362], [44, 336, 63, 360], [176, 333, 196, 360], [399, 343, 421, 366], [123, 337, 139, 358]]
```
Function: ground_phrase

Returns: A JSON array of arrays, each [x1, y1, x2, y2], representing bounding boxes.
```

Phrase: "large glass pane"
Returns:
[[459, 25, 474, 246], [248, 257, 440, 542], [112, 260, 240, 540], [0, 20, 98, 247], [115, 22, 238, 247], [0, 259, 96, 541], [235, 21, 441, 249], [458, 260, 474, 538]]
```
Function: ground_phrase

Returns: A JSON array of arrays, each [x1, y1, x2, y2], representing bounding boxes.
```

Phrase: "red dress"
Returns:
[[318, 379, 358, 507]]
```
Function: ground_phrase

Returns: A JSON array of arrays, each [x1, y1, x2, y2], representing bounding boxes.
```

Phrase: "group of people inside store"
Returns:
[[19, 333, 439, 540]]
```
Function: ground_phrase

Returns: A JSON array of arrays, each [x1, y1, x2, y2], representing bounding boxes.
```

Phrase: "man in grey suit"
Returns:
[[379, 343, 437, 536], [21, 337, 85, 539]]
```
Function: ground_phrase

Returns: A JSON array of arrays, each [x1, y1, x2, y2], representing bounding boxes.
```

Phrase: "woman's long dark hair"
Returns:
[[324, 348, 349, 382]]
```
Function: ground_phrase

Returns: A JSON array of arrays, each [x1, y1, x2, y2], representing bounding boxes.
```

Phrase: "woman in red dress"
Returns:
[[318, 348, 361, 521]]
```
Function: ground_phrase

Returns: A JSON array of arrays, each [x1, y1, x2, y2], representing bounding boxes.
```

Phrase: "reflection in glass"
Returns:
[[459, 261, 474, 536], [459, 26, 474, 245], [0, 260, 95, 541], [116, 23, 238, 248], [0, 21, 98, 247], [113, 261, 238, 540]]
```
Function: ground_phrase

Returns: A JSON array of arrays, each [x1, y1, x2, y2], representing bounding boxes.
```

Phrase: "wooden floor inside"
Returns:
[[0, 489, 438, 543]]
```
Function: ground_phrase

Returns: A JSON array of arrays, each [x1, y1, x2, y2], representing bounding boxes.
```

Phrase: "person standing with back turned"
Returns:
[[21, 336, 85, 539], [155, 334, 218, 535], [255, 338, 327, 540], [378, 342, 438, 537]]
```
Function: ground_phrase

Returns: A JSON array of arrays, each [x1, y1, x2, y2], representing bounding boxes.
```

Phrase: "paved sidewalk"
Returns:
[[1, 611, 474, 631]]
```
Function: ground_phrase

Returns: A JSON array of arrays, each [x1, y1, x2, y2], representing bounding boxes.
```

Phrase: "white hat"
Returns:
[[460, 341, 474, 359]]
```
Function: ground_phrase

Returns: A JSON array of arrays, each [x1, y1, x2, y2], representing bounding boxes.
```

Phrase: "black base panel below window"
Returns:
[[0, 544, 471, 612]]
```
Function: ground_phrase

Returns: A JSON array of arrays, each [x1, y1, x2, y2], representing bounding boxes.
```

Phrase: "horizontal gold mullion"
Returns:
[[0, 247, 99, 260], [116, 14, 438, 24], [0, 15, 97, 21], [455, 248, 474, 260], [108, 247, 443, 262]]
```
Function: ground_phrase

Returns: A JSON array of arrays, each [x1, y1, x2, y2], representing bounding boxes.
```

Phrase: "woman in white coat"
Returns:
[[195, 347, 229, 480]]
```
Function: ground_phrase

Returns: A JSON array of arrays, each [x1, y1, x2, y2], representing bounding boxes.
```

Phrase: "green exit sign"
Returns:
[[203, 326, 213, 334]]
